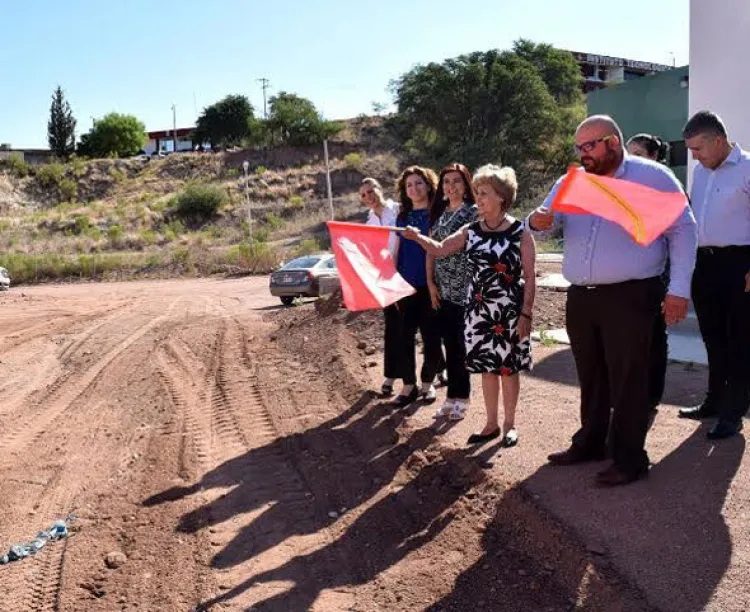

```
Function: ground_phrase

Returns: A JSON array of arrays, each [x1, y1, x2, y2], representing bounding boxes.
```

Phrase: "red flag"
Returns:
[[326, 221, 415, 311], [550, 165, 687, 246]]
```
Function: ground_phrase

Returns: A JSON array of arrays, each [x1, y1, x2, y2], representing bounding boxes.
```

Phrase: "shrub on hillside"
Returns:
[[343, 151, 365, 169], [3, 152, 30, 178], [108, 224, 124, 246], [263, 212, 284, 230], [175, 183, 227, 222], [35, 162, 66, 188], [229, 241, 280, 272], [59, 178, 78, 202], [73, 215, 91, 235], [295, 237, 322, 256]]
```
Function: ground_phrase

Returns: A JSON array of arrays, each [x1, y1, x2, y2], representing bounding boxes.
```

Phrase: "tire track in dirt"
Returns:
[[0, 350, 61, 419], [0, 298, 184, 469], [1, 302, 193, 612], [0, 401, 114, 612], [2, 300, 131, 355], [156, 337, 214, 474], [153, 316, 333, 608], [56, 299, 136, 363], [0, 301, 138, 421]]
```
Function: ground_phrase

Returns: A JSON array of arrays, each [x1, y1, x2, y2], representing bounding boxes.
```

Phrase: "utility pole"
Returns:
[[324, 140, 334, 220], [257, 78, 270, 119], [171, 104, 177, 152], [242, 161, 252, 243]]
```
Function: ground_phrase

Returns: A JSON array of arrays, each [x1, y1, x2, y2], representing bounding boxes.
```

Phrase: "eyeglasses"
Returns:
[[574, 135, 613, 154]]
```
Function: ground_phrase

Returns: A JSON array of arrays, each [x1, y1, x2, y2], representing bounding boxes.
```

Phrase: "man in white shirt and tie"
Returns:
[[678, 111, 750, 439]]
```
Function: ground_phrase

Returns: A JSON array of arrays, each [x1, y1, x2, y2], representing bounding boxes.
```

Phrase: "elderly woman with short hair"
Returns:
[[403, 164, 536, 447]]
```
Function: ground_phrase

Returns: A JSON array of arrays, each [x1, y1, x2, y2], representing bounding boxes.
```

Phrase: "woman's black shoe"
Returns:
[[393, 386, 419, 408], [467, 428, 500, 445], [380, 381, 394, 397]]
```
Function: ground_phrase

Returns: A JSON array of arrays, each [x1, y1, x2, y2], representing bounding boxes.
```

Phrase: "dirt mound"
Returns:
[[266, 299, 650, 610]]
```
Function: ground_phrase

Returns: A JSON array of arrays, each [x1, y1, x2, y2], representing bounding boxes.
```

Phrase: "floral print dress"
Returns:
[[464, 219, 532, 375]]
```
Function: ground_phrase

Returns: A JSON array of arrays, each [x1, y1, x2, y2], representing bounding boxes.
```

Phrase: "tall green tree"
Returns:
[[511, 39, 583, 104], [193, 94, 257, 149], [47, 86, 77, 159], [77, 113, 146, 158], [389, 41, 585, 186], [266, 92, 341, 146]]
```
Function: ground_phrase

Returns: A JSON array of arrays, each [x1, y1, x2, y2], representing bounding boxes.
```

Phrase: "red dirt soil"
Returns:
[[0, 278, 660, 611]]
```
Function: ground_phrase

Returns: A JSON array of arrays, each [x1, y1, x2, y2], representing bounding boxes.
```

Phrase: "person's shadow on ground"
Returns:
[[429, 423, 744, 612], [195, 444, 498, 611], [142, 390, 458, 572]]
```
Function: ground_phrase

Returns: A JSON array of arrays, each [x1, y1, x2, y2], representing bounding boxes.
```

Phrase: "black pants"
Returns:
[[437, 301, 470, 399], [398, 286, 442, 385], [649, 277, 668, 410], [692, 246, 750, 424], [566, 277, 662, 474], [383, 304, 403, 380]]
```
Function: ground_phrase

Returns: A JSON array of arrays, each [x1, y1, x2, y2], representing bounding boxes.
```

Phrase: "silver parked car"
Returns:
[[0, 267, 9, 291], [269, 253, 339, 306]]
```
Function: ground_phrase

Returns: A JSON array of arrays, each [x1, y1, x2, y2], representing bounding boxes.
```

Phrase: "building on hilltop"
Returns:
[[586, 66, 690, 185], [144, 127, 196, 154], [568, 51, 674, 93], [0, 144, 55, 165]]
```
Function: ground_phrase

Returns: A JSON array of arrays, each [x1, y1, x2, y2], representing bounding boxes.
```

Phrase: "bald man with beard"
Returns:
[[527, 115, 698, 487]]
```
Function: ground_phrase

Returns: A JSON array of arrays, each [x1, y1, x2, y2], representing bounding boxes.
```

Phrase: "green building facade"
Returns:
[[586, 66, 689, 185]]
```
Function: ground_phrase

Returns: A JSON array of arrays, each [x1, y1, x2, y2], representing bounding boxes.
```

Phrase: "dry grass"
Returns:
[[0, 150, 401, 285]]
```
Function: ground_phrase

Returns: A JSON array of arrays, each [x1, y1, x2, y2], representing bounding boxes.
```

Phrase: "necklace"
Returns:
[[440, 202, 464, 226], [483, 214, 507, 231]]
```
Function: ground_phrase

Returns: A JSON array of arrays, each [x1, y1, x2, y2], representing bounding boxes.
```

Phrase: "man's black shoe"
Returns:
[[707, 420, 743, 440], [547, 447, 606, 466], [679, 402, 718, 420], [596, 463, 648, 487]]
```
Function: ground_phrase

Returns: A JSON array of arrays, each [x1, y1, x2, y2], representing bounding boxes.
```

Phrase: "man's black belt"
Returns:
[[571, 276, 660, 290], [698, 245, 750, 255]]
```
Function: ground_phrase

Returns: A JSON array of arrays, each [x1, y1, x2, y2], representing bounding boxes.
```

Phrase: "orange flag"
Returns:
[[326, 221, 415, 311], [550, 165, 688, 246]]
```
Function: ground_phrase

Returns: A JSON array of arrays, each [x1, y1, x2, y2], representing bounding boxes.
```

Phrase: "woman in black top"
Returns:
[[428, 163, 478, 421]]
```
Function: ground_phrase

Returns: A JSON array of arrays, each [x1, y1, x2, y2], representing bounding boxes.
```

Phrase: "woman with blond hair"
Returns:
[[403, 164, 536, 446], [360, 177, 402, 396], [391, 165, 443, 407]]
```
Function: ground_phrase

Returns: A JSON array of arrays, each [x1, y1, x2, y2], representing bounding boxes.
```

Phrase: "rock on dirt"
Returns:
[[105, 551, 127, 569]]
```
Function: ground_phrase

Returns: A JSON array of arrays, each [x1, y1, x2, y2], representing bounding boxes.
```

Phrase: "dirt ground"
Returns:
[[0, 275, 738, 611]]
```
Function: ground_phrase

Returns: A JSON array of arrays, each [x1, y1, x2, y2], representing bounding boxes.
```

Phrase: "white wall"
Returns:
[[689, 0, 750, 186]]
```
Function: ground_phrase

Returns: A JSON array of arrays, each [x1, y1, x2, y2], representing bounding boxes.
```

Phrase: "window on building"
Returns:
[[669, 141, 688, 166]]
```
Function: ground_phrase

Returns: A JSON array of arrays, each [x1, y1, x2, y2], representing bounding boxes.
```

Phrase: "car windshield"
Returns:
[[280, 257, 321, 270]]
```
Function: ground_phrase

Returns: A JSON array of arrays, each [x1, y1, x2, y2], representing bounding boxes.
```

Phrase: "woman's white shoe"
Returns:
[[421, 385, 438, 403], [434, 399, 455, 419], [449, 400, 468, 421]]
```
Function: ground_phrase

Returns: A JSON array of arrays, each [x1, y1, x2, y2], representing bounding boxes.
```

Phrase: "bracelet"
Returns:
[[520, 311, 532, 320]]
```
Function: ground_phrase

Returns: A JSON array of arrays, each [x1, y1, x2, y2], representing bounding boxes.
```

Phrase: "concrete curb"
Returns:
[[531, 329, 708, 366]]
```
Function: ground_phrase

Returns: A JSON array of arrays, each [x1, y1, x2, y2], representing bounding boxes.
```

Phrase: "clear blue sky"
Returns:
[[1, 0, 689, 148]]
